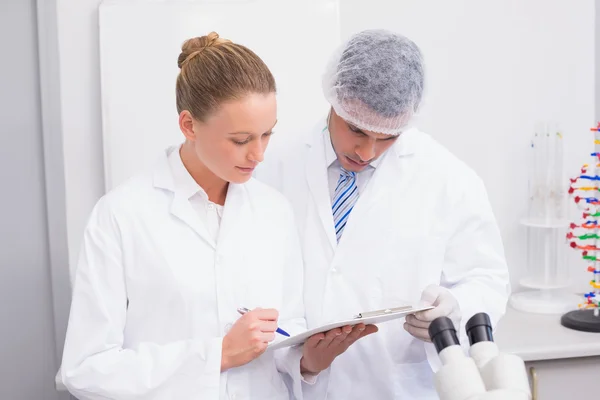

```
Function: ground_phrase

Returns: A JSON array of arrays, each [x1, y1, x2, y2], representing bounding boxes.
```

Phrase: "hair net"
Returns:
[[322, 29, 425, 135]]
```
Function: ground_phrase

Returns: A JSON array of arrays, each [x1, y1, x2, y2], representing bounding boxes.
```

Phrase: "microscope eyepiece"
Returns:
[[466, 312, 494, 345], [428, 316, 459, 354]]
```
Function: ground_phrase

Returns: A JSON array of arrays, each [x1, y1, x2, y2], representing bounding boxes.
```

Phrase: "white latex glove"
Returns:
[[404, 285, 462, 342]]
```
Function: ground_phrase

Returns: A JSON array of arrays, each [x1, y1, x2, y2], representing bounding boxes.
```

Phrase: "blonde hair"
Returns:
[[176, 32, 276, 121]]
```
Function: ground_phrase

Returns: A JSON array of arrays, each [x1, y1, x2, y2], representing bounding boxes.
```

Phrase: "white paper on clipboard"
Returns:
[[267, 304, 434, 351]]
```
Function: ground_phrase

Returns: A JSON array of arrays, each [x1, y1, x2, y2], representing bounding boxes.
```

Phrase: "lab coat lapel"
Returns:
[[339, 129, 419, 244], [216, 182, 249, 255], [305, 129, 337, 252], [169, 193, 216, 249], [153, 152, 216, 249]]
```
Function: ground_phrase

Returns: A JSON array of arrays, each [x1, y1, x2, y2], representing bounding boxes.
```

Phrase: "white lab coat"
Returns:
[[256, 121, 510, 399], [61, 146, 307, 400]]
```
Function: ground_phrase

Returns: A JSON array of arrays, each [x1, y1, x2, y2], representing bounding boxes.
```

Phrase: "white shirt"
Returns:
[[168, 148, 224, 243], [324, 129, 381, 203]]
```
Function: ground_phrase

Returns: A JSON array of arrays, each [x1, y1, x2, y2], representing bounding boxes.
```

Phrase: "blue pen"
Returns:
[[237, 307, 291, 337]]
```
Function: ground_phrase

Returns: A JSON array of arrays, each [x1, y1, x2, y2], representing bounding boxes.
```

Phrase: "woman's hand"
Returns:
[[221, 308, 279, 371]]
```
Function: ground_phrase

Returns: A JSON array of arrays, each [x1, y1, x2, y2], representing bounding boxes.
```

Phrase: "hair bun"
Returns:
[[177, 32, 230, 69]]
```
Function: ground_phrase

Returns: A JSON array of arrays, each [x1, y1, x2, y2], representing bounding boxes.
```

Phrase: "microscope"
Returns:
[[429, 313, 532, 400]]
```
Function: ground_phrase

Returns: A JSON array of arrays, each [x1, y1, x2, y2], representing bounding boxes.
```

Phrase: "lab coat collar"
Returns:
[[167, 145, 212, 203], [332, 139, 418, 249], [392, 127, 419, 157], [305, 127, 337, 251], [153, 146, 249, 250], [304, 121, 419, 251], [152, 146, 216, 248], [152, 146, 178, 192]]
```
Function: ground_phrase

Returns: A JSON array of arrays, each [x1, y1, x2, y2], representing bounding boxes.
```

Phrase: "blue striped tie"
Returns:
[[332, 168, 359, 242]]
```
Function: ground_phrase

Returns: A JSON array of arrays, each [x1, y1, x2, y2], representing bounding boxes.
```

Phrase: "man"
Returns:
[[257, 29, 510, 399]]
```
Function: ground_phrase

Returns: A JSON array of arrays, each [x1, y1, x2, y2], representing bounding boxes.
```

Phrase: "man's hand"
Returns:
[[404, 285, 461, 342], [300, 323, 378, 374]]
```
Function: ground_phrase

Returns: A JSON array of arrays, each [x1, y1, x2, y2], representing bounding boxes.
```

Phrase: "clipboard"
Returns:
[[267, 304, 434, 351]]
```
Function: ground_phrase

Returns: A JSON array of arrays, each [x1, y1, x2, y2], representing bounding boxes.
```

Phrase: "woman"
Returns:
[[60, 32, 360, 400]]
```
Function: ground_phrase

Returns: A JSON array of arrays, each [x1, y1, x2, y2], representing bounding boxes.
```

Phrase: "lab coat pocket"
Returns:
[[380, 236, 445, 307]]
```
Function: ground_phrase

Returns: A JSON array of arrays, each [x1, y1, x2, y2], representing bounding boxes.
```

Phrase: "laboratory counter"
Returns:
[[495, 305, 600, 399]]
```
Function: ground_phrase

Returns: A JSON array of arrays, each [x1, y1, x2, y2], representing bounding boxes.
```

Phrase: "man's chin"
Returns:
[[343, 156, 370, 172]]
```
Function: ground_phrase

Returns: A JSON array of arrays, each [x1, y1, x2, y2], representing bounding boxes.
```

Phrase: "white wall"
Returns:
[[1, 1, 65, 398], [99, 1, 339, 193], [57, 0, 595, 291], [56, 0, 105, 276]]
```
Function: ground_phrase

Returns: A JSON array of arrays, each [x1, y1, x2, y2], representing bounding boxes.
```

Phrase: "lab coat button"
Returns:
[[331, 267, 338, 273], [208, 204, 215, 210], [224, 323, 232, 333]]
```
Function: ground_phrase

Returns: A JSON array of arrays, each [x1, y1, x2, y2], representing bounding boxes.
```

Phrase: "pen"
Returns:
[[237, 307, 291, 337]]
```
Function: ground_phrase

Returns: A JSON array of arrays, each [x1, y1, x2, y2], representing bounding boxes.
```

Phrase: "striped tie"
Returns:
[[332, 168, 359, 242]]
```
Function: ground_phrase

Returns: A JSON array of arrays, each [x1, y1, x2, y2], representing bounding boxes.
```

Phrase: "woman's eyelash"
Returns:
[[233, 131, 274, 145], [233, 138, 251, 145]]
